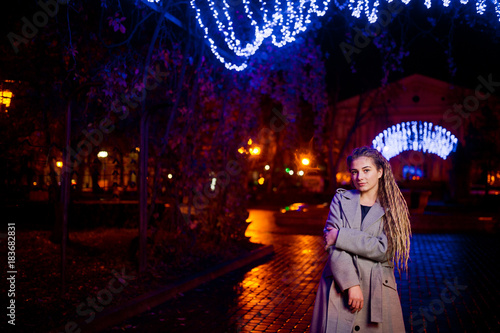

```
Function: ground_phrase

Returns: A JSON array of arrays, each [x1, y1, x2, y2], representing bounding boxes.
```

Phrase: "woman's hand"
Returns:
[[347, 285, 364, 313], [323, 227, 339, 250]]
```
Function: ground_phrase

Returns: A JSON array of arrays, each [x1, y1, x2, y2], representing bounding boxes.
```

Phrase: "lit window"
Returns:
[[0, 90, 13, 109], [403, 165, 423, 180]]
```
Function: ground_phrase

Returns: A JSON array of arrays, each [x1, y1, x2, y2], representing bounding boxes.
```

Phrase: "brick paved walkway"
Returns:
[[102, 210, 499, 333]]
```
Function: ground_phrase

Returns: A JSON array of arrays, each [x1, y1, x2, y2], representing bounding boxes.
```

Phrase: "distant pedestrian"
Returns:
[[310, 146, 411, 332]]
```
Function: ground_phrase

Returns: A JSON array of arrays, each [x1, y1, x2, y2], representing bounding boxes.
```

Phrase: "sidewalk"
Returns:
[[98, 209, 499, 332]]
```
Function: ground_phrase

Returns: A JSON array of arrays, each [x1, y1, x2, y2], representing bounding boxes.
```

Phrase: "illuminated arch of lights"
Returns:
[[143, 0, 500, 70], [372, 121, 458, 160]]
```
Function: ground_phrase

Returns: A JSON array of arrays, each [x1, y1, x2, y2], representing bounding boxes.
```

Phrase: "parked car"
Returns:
[[274, 202, 329, 228]]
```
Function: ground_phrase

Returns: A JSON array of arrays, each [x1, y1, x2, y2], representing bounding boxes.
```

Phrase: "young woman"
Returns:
[[310, 146, 411, 332]]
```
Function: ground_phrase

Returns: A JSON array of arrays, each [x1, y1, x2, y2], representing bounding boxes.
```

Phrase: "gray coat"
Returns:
[[310, 189, 406, 333]]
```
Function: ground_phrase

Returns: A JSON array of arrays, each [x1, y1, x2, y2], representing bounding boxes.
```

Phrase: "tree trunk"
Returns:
[[58, 94, 73, 296], [136, 7, 167, 273], [139, 112, 149, 273], [328, 88, 381, 190], [327, 136, 336, 192], [326, 74, 340, 193]]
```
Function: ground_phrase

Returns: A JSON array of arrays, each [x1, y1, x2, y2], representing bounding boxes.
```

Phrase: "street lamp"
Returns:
[[98, 150, 108, 158], [97, 150, 108, 190], [250, 147, 261, 155]]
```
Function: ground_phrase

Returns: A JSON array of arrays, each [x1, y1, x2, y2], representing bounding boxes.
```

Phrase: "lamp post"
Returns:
[[98, 150, 108, 191]]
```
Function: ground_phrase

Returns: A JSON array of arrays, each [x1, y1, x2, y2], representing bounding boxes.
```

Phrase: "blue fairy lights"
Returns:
[[142, 0, 500, 70], [189, 0, 331, 70]]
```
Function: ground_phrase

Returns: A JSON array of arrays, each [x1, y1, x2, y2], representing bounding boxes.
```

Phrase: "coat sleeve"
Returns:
[[325, 193, 360, 292], [335, 227, 388, 262]]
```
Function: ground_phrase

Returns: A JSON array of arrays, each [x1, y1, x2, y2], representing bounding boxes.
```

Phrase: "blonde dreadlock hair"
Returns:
[[347, 146, 411, 272]]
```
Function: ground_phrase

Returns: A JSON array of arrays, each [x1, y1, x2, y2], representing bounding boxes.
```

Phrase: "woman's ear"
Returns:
[[378, 167, 383, 179]]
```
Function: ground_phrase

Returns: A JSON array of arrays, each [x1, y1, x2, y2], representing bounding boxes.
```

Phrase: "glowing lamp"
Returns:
[[250, 147, 261, 155], [97, 151, 108, 158]]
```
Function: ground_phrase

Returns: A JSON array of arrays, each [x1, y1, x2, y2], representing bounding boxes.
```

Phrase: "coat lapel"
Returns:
[[340, 189, 386, 231], [361, 199, 385, 231], [340, 190, 362, 229]]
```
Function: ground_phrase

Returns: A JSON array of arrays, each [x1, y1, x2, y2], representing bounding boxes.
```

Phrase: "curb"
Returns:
[[57, 244, 274, 333]]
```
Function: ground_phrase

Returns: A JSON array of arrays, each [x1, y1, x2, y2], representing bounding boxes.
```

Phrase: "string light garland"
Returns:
[[142, 0, 500, 70], [372, 121, 458, 160], [346, 0, 500, 23], [188, 0, 331, 70]]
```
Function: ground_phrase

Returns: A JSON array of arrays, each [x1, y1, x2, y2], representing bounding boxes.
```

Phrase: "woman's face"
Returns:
[[350, 156, 383, 195]]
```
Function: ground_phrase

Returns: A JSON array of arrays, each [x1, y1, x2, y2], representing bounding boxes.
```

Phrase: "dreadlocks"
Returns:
[[347, 146, 412, 272]]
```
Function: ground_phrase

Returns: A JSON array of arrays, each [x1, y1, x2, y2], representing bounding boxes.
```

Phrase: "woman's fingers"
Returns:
[[353, 303, 363, 312], [324, 228, 338, 248], [352, 299, 364, 312], [348, 285, 364, 312], [349, 300, 363, 313], [323, 229, 332, 249]]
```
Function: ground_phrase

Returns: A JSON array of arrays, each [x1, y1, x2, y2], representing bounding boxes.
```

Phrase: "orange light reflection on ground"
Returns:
[[236, 216, 327, 330]]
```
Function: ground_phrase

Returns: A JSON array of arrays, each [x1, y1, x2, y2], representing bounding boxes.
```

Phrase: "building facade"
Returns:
[[332, 74, 500, 199]]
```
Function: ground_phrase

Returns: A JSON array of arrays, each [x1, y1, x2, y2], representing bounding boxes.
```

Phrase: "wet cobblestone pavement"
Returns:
[[103, 210, 500, 332]]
